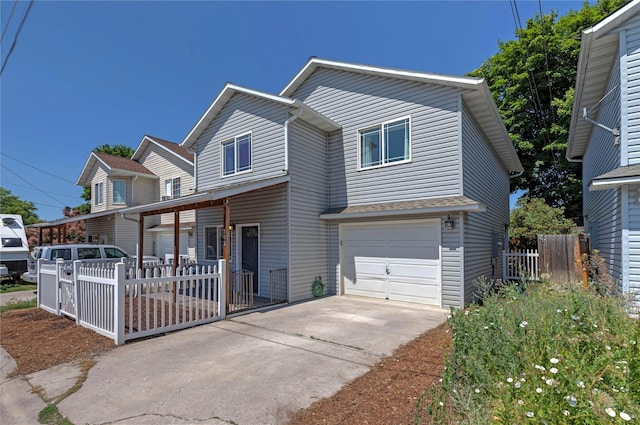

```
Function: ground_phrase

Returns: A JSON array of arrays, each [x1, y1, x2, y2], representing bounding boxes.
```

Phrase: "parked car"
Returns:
[[0, 215, 29, 280], [23, 244, 135, 283]]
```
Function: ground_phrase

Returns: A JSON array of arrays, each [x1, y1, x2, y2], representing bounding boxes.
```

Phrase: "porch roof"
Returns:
[[26, 208, 126, 228], [121, 174, 290, 216], [319, 196, 486, 220], [589, 163, 640, 190]]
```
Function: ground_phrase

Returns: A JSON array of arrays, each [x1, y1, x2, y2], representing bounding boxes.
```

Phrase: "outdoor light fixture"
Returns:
[[444, 215, 454, 230], [228, 223, 236, 231]]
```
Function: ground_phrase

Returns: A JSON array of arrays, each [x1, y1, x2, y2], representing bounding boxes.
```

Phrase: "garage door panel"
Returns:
[[343, 221, 442, 306]]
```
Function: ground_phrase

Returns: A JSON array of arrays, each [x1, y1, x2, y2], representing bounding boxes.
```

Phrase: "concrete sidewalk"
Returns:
[[0, 289, 37, 306], [2, 296, 448, 425]]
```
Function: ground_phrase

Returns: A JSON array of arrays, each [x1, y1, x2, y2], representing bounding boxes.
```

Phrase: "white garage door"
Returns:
[[342, 221, 441, 306]]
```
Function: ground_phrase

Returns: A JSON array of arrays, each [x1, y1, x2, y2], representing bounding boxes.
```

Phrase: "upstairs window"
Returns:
[[222, 132, 252, 176], [94, 182, 104, 205], [113, 180, 126, 204], [164, 177, 181, 199], [358, 117, 411, 170]]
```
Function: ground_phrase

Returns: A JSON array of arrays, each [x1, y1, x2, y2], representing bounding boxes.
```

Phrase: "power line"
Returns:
[[1, 151, 78, 185], [0, 0, 18, 44], [538, 0, 556, 125], [1, 180, 80, 199], [0, 0, 34, 76], [1, 162, 66, 208]]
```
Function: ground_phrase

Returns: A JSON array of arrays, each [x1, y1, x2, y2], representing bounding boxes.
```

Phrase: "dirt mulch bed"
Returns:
[[0, 308, 114, 376], [289, 323, 452, 425]]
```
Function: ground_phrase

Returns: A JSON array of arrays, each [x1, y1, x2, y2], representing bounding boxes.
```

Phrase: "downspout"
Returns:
[[283, 107, 304, 173], [509, 170, 524, 179]]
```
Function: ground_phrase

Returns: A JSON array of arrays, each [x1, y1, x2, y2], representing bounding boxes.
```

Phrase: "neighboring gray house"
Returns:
[[567, 0, 640, 311], [179, 58, 523, 308]]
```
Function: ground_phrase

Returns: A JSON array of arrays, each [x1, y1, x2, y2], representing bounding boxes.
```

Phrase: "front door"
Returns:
[[241, 225, 259, 294]]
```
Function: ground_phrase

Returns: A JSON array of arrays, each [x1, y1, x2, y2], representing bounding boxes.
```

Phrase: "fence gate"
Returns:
[[537, 234, 588, 283]]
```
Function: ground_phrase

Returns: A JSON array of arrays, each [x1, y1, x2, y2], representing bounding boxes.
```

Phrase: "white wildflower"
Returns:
[[536, 388, 542, 393], [565, 395, 577, 407], [620, 412, 631, 421], [526, 412, 534, 418], [546, 379, 555, 386], [439, 401, 444, 407], [515, 381, 521, 388], [483, 326, 489, 330], [520, 320, 528, 328], [571, 314, 580, 320], [556, 309, 563, 313], [507, 377, 513, 383], [550, 367, 558, 374], [475, 388, 480, 394], [605, 408, 616, 417], [605, 345, 611, 351], [550, 358, 559, 364], [563, 410, 570, 416], [576, 380, 585, 388], [534, 365, 546, 371], [518, 399, 524, 405]]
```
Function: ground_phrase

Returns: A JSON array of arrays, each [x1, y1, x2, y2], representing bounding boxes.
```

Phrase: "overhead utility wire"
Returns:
[[538, 0, 557, 124], [0, 0, 34, 76], [1, 162, 67, 208], [1, 151, 78, 185], [1, 180, 80, 199], [0, 0, 18, 44]]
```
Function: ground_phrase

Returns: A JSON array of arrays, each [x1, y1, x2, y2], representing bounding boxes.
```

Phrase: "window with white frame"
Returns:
[[113, 180, 126, 204], [358, 117, 411, 169], [205, 226, 228, 260], [94, 182, 104, 205], [222, 132, 252, 176], [164, 177, 181, 199]]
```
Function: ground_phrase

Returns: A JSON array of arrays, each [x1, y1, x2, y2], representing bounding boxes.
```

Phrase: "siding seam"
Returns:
[[622, 29, 630, 167]]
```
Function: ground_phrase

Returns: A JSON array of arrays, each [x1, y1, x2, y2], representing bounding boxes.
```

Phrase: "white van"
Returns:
[[0, 215, 29, 280], [23, 244, 131, 283]]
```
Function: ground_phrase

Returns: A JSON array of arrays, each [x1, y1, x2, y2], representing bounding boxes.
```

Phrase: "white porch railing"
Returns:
[[38, 259, 226, 345], [503, 249, 539, 281]]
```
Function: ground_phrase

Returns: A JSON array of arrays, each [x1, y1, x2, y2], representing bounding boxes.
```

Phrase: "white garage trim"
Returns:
[[339, 219, 442, 307]]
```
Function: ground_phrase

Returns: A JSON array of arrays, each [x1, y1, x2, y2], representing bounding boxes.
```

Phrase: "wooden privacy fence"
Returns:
[[537, 234, 589, 283], [38, 258, 226, 345]]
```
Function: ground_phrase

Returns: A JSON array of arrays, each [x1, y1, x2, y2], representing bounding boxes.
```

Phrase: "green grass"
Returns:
[[38, 404, 73, 425], [415, 278, 640, 424], [0, 298, 37, 313], [0, 279, 37, 293]]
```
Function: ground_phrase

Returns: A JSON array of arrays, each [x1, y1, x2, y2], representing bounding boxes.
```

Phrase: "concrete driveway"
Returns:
[[8, 296, 448, 425]]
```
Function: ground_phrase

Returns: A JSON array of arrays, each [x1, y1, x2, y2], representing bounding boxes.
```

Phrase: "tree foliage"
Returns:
[[509, 197, 575, 249], [0, 187, 40, 225], [80, 144, 135, 204], [470, 0, 627, 224]]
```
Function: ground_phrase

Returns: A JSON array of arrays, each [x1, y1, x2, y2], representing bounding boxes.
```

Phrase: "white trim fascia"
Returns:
[[147, 225, 195, 233], [133, 136, 194, 166], [280, 57, 483, 97], [287, 182, 292, 301], [622, 186, 630, 294], [587, 0, 640, 37], [620, 30, 629, 167], [76, 152, 112, 186], [457, 94, 464, 196], [320, 203, 487, 220], [590, 176, 640, 190]]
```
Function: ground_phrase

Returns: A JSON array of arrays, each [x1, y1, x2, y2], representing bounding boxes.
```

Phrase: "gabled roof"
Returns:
[[180, 83, 341, 149], [132, 135, 194, 164], [280, 57, 523, 175], [76, 151, 156, 186], [567, 0, 640, 160]]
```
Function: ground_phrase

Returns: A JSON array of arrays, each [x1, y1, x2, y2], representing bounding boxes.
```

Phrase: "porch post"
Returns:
[[38, 227, 42, 245], [173, 211, 180, 274], [138, 215, 145, 271], [223, 198, 231, 311]]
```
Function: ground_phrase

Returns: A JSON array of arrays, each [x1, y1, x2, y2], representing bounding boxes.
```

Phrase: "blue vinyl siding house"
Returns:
[[174, 58, 522, 309], [567, 0, 640, 314]]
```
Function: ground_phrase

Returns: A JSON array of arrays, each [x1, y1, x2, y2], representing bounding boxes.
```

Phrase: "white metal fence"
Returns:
[[503, 249, 539, 281], [37, 258, 226, 345]]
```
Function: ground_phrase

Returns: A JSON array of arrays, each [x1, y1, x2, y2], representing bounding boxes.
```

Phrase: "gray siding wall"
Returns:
[[196, 184, 289, 298], [288, 119, 329, 302], [623, 14, 640, 164], [628, 185, 640, 310], [131, 177, 156, 207], [583, 55, 623, 281], [289, 68, 463, 207], [461, 102, 510, 303], [194, 93, 288, 192], [85, 216, 114, 245]]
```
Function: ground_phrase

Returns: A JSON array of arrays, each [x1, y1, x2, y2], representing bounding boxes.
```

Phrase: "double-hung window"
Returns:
[[222, 132, 252, 176], [94, 182, 104, 205], [113, 180, 126, 204], [164, 177, 181, 199], [358, 117, 411, 170]]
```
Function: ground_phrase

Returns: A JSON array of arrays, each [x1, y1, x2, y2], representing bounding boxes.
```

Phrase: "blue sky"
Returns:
[[1, 0, 585, 221]]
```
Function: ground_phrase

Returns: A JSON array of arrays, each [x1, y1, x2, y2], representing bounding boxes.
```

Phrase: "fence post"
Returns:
[[55, 258, 63, 316], [218, 259, 226, 319], [114, 262, 125, 345], [502, 251, 507, 281], [36, 258, 42, 307], [73, 260, 81, 325]]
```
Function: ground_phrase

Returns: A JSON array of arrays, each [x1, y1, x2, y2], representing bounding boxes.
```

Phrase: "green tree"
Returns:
[[470, 0, 627, 224], [0, 187, 40, 225], [510, 197, 575, 249], [80, 144, 135, 205]]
